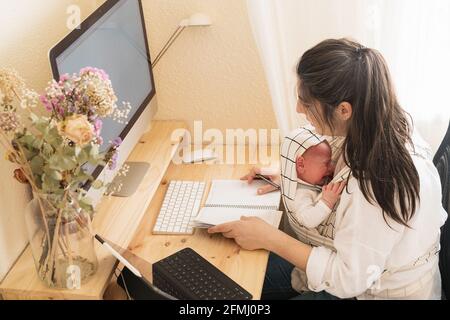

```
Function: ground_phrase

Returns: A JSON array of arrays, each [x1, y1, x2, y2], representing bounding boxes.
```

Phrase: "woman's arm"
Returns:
[[267, 226, 313, 271], [208, 216, 312, 271], [209, 179, 403, 299]]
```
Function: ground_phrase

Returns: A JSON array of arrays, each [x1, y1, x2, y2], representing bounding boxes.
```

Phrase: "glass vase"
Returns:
[[24, 191, 98, 289]]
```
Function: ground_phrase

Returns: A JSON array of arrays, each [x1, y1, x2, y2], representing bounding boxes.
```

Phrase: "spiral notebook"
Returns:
[[193, 180, 282, 228]]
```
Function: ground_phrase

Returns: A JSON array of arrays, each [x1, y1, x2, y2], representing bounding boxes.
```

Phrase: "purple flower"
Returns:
[[97, 69, 110, 81], [58, 106, 65, 116], [108, 151, 119, 170], [112, 137, 122, 148], [40, 95, 52, 111], [59, 74, 70, 83], [68, 103, 76, 113], [94, 118, 103, 135]]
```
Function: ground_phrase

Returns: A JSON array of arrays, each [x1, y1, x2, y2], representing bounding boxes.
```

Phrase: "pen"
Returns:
[[255, 174, 280, 190]]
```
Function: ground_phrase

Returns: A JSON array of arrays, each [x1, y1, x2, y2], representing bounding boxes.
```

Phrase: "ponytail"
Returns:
[[298, 38, 420, 227]]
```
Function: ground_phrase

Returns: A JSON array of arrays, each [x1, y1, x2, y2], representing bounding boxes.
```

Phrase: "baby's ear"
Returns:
[[296, 156, 305, 172]]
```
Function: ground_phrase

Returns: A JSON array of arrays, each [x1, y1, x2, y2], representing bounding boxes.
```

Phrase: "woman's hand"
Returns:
[[240, 166, 281, 195], [209, 216, 313, 271], [208, 216, 279, 251]]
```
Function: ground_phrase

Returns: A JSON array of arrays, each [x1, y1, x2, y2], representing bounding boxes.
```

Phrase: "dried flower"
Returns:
[[108, 151, 119, 170], [0, 91, 5, 106], [0, 112, 19, 132], [111, 137, 122, 148], [4, 151, 19, 163], [0, 69, 39, 110], [13, 168, 28, 184], [0, 68, 25, 109], [20, 89, 39, 109], [106, 137, 123, 170], [57, 114, 94, 146], [41, 67, 118, 120]]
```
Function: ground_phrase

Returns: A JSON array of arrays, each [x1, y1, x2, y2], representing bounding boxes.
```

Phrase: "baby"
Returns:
[[281, 128, 345, 229], [293, 140, 346, 229], [288, 140, 345, 229]]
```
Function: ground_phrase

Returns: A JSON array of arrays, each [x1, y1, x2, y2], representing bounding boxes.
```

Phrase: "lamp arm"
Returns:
[[152, 26, 186, 68]]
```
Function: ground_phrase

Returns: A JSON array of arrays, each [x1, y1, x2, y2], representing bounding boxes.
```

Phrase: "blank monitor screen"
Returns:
[[51, 0, 154, 153]]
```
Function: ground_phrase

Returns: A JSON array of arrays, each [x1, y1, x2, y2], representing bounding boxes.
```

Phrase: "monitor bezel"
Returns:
[[49, 0, 156, 184]]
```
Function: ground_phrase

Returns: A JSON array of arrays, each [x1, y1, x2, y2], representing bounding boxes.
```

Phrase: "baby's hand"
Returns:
[[321, 181, 346, 209]]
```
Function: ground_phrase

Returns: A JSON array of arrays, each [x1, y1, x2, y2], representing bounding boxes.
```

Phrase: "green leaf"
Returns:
[[35, 122, 49, 135], [79, 197, 94, 216], [48, 154, 77, 171], [22, 147, 38, 161], [45, 127, 63, 148], [32, 116, 51, 135], [62, 145, 76, 158], [86, 144, 103, 165], [41, 173, 61, 193], [42, 143, 54, 159], [30, 155, 44, 175], [31, 137, 43, 150], [75, 146, 81, 157], [76, 149, 89, 165], [89, 144, 99, 157], [43, 167, 63, 181], [17, 134, 35, 148]]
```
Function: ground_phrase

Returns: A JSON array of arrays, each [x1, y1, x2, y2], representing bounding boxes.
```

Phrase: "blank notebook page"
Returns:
[[194, 207, 282, 228], [205, 180, 281, 210]]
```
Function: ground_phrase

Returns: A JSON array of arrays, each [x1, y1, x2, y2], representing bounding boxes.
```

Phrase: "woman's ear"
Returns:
[[336, 102, 353, 121]]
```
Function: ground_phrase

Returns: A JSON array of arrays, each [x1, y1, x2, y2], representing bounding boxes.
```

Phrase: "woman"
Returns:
[[208, 38, 447, 300]]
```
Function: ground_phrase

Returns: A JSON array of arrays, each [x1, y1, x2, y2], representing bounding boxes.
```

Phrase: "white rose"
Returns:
[[58, 115, 94, 146]]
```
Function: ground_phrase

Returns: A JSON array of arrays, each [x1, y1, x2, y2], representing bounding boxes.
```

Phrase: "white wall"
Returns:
[[144, 0, 277, 135]]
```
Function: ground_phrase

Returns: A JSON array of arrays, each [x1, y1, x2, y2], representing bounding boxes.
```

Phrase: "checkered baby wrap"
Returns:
[[280, 126, 349, 251]]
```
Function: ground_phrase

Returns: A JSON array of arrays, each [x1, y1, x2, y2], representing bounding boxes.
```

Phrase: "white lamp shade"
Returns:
[[179, 13, 212, 27]]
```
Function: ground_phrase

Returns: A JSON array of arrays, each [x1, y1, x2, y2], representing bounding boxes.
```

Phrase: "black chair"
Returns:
[[433, 121, 450, 299]]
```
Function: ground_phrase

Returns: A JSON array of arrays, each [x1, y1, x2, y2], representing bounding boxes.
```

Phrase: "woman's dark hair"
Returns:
[[297, 38, 420, 227]]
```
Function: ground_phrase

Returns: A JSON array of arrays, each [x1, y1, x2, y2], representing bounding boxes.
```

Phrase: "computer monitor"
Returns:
[[49, 0, 158, 205]]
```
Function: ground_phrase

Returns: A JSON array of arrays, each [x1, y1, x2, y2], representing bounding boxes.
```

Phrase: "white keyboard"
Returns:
[[153, 181, 206, 235]]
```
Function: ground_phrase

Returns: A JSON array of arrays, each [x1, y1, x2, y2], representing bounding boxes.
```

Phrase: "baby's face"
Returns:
[[296, 141, 334, 185]]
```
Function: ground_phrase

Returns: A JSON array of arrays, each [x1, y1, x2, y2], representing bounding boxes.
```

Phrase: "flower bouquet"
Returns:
[[0, 67, 130, 288]]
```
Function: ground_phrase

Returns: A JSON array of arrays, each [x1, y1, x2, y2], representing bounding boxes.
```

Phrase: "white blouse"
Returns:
[[300, 151, 448, 299]]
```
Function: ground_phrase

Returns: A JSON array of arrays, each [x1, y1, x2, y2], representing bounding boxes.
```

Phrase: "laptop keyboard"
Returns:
[[153, 248, 253, 300]]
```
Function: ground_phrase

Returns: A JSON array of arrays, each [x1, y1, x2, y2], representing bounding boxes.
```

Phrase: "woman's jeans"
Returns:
[[261, 252, 341, 300]]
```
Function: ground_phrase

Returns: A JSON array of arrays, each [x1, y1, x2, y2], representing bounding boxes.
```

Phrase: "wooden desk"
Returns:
[[128, 146, 279, 300], [0, 120, 279, 300]]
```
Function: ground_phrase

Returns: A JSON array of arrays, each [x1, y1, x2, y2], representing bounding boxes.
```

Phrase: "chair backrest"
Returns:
[[433, 121, 450, 299]]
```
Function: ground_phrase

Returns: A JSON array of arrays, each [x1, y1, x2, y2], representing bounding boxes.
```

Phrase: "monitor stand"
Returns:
[[108, 162, 151, 197]]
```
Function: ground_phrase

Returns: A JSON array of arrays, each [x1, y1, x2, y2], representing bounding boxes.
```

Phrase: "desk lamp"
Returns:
[[151, 13, 212, 68]]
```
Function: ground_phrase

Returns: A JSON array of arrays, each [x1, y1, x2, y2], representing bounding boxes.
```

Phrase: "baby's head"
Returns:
[[296, 141, 334, 185]]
